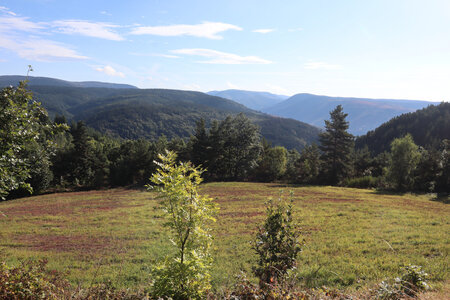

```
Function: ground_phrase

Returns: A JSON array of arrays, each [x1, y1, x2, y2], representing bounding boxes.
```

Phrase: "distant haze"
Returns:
[[211, 89, 438, 136]]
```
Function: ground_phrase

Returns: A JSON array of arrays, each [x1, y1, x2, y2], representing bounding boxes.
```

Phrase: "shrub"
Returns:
[[374, 264, 430, 299], [342, 176, 378, 189], [252, 192, 302, 287], [0, 259, 70, 299], [148, 150, 218, 299]]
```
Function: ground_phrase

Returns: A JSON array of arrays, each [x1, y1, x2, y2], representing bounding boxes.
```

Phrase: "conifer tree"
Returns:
[[319, 105, 354, 185]]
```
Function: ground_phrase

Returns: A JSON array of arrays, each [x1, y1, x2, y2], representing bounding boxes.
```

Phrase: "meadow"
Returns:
[[0, 183, 448, 294]]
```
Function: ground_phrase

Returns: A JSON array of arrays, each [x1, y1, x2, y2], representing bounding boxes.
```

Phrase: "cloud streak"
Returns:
[[171, 48, 272, 64], [52, 20, 124, 41], [0, 35, 88, 61], [130, 21, 242, 39]]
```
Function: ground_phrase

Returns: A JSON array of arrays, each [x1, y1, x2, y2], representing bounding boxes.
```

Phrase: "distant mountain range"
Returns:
[[0, 75, 137, 89], [0, 76, 320, 150], [211, 90, 437, 136], [207, 89, 288, 111]]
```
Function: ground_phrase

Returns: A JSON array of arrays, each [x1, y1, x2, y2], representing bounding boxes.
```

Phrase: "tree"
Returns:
[[0, 81, 63, 199], [208, 114, 262, 180], [319, 105, 354, 185], [256, 144, 288, 182], [190, 119, 210, 168], [386, 134, 421, 191], [253, 193, 302, 287], [149, 151, 218, 299], [297, 144, 321, 184]]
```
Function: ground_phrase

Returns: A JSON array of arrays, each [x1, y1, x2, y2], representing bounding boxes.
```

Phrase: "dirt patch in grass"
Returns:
[[2, 202, 77, 216], [17, 234, 115, 253], [2, 199, 144, 217]]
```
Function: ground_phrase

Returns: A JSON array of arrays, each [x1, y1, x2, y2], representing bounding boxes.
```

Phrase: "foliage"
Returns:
[[256, 142, 288, 182], [0, 81, 65, 200], [342, 176, 378, 189], [435, 139, 450, 193], [252, 193, 302, 287], [207, 113, 262, 180], [386, 134, 421, 191], [296, 144, 321, 184], [0, 259, 70, 299], [148, 150, 218, 299], [319, 105, 355, 185]]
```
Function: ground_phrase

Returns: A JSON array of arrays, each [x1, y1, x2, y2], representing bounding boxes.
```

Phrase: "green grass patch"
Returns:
[[0, 183, 448, 292]]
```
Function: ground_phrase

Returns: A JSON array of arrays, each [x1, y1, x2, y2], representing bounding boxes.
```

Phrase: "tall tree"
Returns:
[[319, 105, 354, 185]]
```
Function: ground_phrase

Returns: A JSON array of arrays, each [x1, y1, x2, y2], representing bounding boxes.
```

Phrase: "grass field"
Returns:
[[0, 183, 448, 293]]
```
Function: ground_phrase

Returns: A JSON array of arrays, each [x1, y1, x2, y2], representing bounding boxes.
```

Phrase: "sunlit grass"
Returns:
[[0, 183, 448, 292]]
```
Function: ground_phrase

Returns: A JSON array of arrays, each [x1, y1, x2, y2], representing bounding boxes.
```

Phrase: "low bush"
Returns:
[[0, 259, 70, 300], [374, 264, 430, 299], [342, 176, 378, 189]]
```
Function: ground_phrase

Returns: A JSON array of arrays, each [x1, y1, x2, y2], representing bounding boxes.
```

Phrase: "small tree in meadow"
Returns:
[[253, 193, 302, 287], [148, 150, 218, 299]]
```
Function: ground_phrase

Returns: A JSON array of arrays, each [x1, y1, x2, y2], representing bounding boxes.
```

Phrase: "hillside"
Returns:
[[207, 89, 288, 111], [0, 75, 138, 89], [1, 77, 320, 150], [262, 93, 436, 135], [356, 102, 450, 154]]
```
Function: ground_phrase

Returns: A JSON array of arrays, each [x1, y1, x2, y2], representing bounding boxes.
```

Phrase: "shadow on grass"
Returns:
[[431, 193, 449, 204]]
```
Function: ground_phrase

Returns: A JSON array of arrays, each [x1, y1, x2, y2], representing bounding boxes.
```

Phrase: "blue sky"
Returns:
[[1, 0, 449, 101]]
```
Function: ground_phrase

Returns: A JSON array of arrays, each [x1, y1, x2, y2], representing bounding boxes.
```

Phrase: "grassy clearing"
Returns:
[[0, 183, 448, 293]]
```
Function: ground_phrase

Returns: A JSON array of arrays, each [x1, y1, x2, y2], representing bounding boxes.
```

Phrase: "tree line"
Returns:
[[1, 83, 449, 200]]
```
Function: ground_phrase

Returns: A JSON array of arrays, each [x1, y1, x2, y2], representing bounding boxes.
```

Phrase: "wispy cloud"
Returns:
[[0, 15, 43, 32], [0, 35, 88, 61], [130, 21, 242, 39], [52, 20, 123, 41], [95, 65, 125, 77], [0, 6, 17, 16], [0, 9, 89, 61], [253, 28, 275, 34], [171, 48, 272, 64], [304, 61, 342, 70]]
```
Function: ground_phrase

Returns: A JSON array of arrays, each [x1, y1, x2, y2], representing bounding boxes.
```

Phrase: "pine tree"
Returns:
[[319, 105, 354, 185]]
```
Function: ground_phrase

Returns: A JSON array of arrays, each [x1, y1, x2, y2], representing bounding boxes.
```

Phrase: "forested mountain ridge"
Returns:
[[0, 75, 137, 89], [356, 102, 450, 154], [262, 93, 437, 135], [0, 77, 320, 150], [207, 89, 288, 111]]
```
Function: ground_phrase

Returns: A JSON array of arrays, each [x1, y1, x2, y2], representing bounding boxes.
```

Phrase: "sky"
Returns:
[[1, 0, 449, 101]]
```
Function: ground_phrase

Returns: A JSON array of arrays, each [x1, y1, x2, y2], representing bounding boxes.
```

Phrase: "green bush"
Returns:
[[252, 193, 302, 287], [342, 176, 378, 189]]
